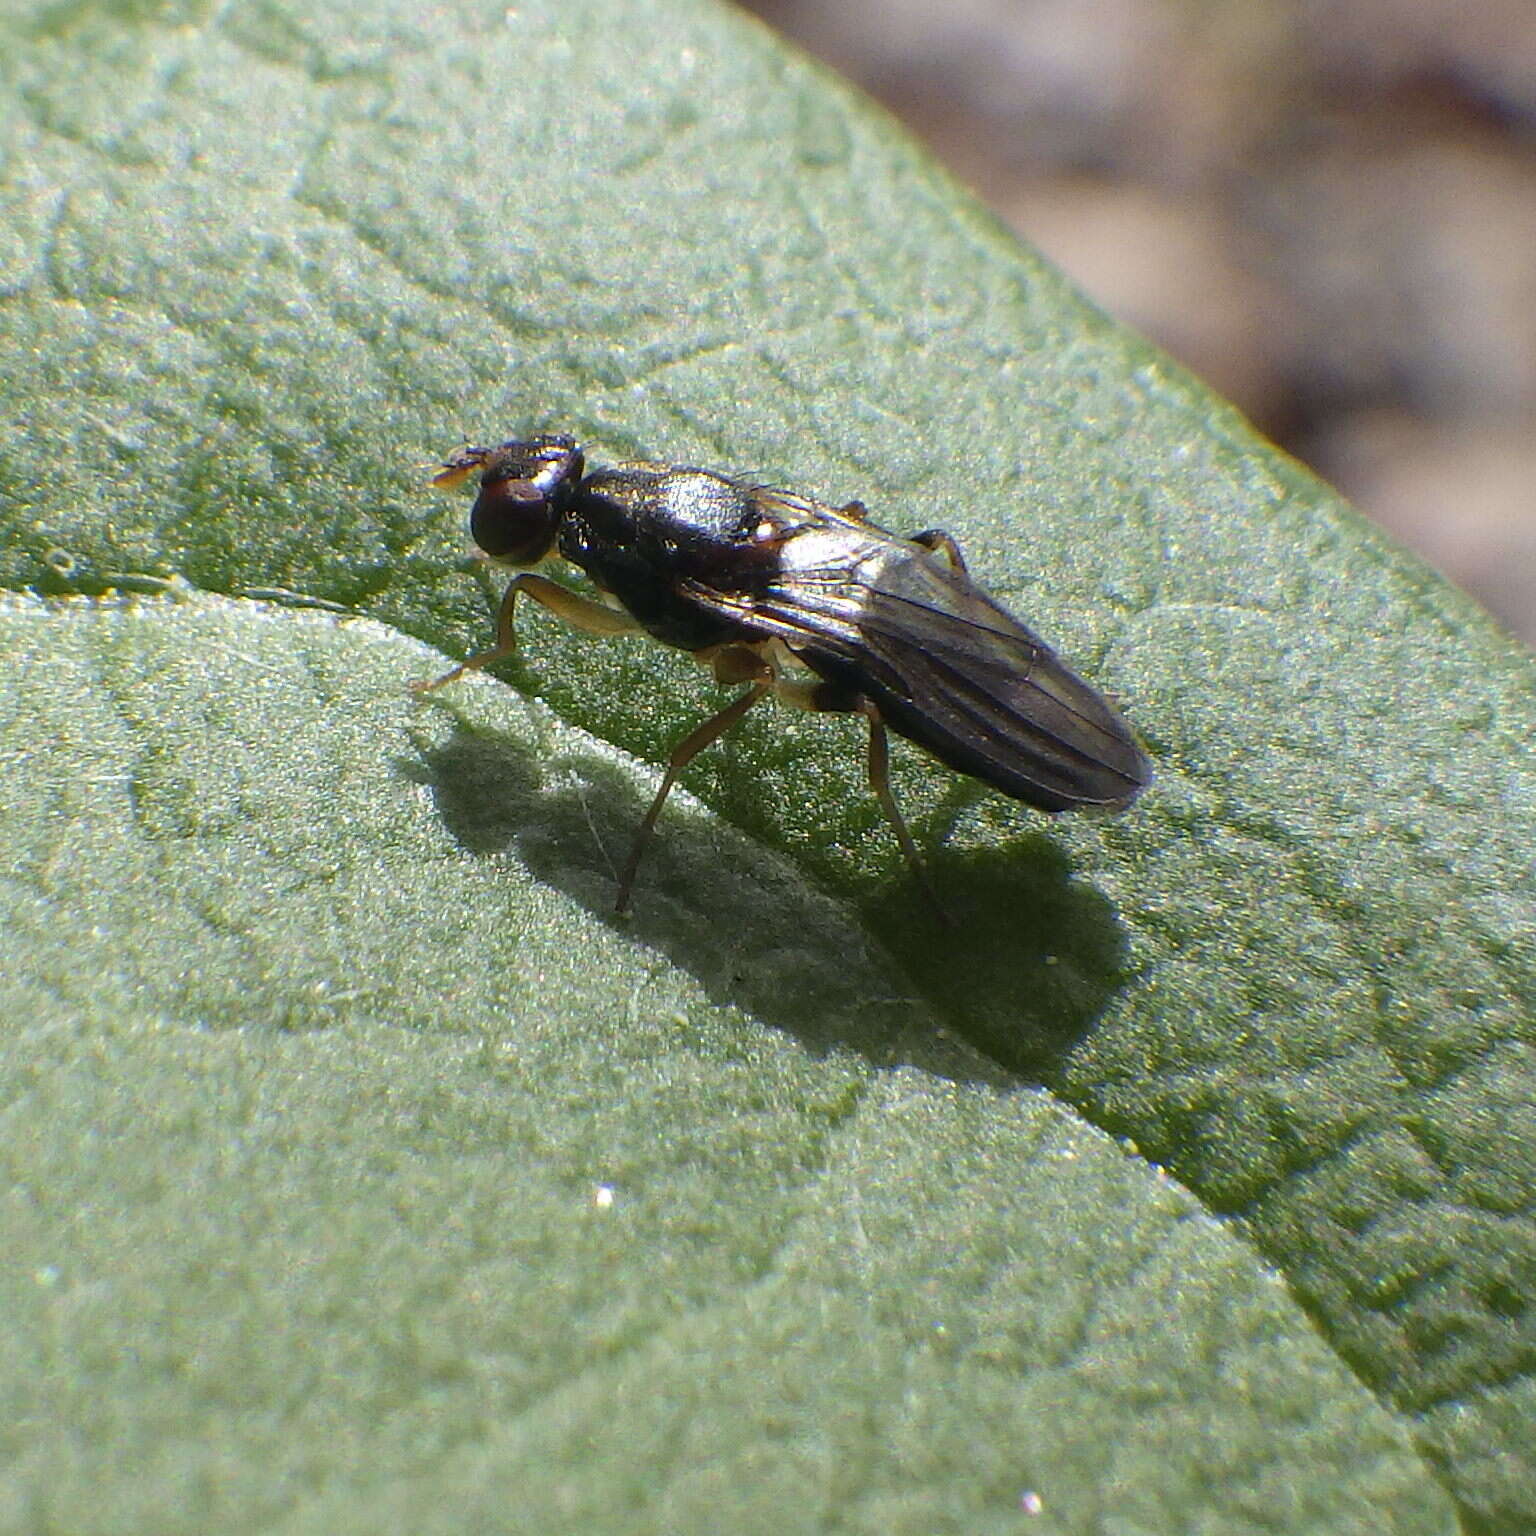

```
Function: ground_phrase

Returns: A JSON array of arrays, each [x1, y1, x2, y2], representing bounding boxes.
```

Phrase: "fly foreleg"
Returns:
[[413, 573, 641, 694]]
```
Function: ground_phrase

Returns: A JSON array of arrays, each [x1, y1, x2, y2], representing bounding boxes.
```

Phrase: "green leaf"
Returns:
[[0, 0, 1531, 1529]]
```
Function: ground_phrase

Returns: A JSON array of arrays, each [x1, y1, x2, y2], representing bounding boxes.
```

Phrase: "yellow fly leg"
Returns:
[[772, 671, 950, 922], [615, 643, 782, 913], [413, 573, 641, 695], [616, 681, 771, 914], [861, 702, 949, 922]]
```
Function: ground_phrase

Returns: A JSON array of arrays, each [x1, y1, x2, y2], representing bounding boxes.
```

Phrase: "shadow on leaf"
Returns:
[[407, 712, 1131, 1086], [858, 833, 1133, 1081]]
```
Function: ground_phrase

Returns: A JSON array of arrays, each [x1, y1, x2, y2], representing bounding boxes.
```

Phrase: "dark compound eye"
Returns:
[[470, 474, 562, 563], [463, 435, 584, 565]]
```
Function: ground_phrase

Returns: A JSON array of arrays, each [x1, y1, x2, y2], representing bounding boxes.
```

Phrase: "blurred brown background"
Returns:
[[742, 0, 1536, 646]]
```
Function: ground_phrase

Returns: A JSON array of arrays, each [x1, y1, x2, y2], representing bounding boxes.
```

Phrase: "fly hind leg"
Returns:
[[772, 674, 949, 922], [860, 702, 950, 922]]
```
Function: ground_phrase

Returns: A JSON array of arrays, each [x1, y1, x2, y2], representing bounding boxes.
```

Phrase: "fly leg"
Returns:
[[909, 528, 968, 575], [413, 573, 641, 694], [771, 673, 950, 922], [862, 703, 951, 923], [616, 643, 779, 912], [617, 680, 770, 914]]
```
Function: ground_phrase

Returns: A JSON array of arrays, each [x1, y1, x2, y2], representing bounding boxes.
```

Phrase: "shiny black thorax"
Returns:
[[557, 465, 780, 653]]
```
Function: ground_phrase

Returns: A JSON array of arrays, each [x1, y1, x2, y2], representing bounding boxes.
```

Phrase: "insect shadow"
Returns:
[[405, 714, 1132, 1085]]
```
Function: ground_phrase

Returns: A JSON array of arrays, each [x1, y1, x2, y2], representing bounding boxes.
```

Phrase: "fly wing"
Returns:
[[681, 523, 1150, 812]]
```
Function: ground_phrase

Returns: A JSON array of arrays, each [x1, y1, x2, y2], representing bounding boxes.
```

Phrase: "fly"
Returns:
[[419, 433, 1150, 913]]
